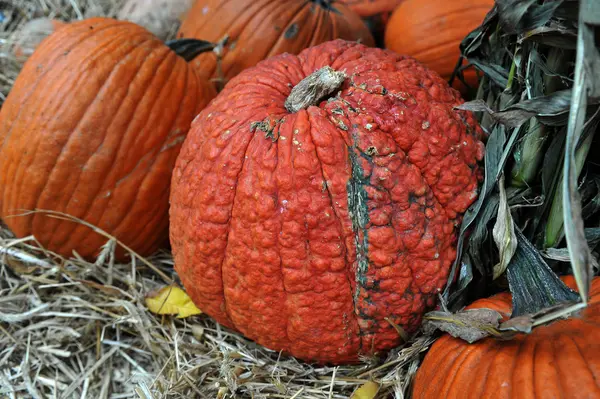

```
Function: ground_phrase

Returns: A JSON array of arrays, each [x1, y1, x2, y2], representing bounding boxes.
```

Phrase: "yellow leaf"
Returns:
[[145, 285, 202, 318], [351, 381, 380, 399]]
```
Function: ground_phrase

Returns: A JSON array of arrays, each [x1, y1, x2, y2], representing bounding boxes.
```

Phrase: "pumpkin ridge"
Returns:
[[508, 336, 527, 397], [0, 22, 119, 157], [46, 38, 168, 247], [236, 1, 310, 75], [444, 339, 488, 398], [418, 337, 463, 398], [450, 342, 496, 398], [201, 0, 308, 80], [114, 59, 195, 254], [92, 126, 175, 254], [264, 3, 315, 60], [550, 334, 566, 398], [306, 109, 363, 354], [22, 35, 155, 238], [219, 122, 265, 330], [4, 28, 142, 218], [475, 344, 504, 398], [39, 37, 164, 250], [531, 338, 538, 398], [306, 3, 326, 49], [567, 335, 600, 394]]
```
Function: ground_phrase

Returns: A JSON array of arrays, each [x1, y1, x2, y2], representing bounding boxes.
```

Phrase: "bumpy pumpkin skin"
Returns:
[[0, 18, 216, 260], [176, 0, 375, 84], [384, 0, 494, 89], [170, 39, 485, 364], [413, 276, 600, 399]]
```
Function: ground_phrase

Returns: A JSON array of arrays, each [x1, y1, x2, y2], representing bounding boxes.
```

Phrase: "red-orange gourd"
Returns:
[[169, 39, 485, 364], [0, 18, 217, 260], [413, 276, 600, 398], [176, 0, 375, 85], [384, 0, 494, 90]]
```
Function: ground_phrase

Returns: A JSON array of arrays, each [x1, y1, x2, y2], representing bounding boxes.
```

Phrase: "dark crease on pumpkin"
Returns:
[[307, 109, 363, 355], [347, 130, 371, 350]]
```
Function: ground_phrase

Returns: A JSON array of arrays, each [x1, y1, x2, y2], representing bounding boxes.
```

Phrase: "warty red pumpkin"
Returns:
[[0, 17, 217, 260], [169, 39, 485, 364], [176, 0, 375, 87], [413, 276, 600, 398]]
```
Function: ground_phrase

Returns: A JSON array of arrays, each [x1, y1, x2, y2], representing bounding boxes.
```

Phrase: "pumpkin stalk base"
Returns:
[[507, 229, 579, 317], [285, 66, 346, 113], [165, 38, 217, 62]]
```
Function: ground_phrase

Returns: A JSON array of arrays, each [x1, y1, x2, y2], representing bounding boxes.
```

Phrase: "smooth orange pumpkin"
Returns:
[[413, 276, 600, 398], [384, 0, 494, 90], [0, 18, 216, 260], [337, 0, 403, 17], [176, 0, 375, 86]]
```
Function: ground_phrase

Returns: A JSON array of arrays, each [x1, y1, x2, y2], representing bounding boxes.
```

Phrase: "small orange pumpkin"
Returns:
[[176, 0, 375, 87], [0, 18, 217, 260], [384, 0, 494, 91], [412, 276, 600, 398]]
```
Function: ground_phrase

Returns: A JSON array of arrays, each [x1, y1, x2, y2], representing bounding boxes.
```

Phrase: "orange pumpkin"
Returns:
[[337, 0, 403, 17], [176, 0, 375, 86], [0, 18, 216, 260], [412, 276, 600, 398], [384, 0, 494, 91]]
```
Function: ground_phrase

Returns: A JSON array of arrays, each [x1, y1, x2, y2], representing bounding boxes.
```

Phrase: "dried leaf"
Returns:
[[498, 314, 534, 334], [562, 3, 598, 303], [521, 24, 578, 49], [351, 381, 380, 399], [145, 285, 202, 319], [497, 0, 564, 34], [468, 58, 510, 87], [443, 126, 507, 299], [456, 90, 573, 127], [492, 174, 518, 279], [446, 258, 474, 310], [423, 309, 503, 343]]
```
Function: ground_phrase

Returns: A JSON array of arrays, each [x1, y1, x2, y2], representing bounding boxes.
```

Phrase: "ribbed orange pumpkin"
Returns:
[[169, 39, 485, 364], [384, 0, 494, 89], [0, 18, 216, 260], [413, 276, 600, 398], [176, 0, 375, 85]]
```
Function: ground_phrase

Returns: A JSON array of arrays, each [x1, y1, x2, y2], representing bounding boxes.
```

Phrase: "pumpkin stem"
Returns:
[[166, 38, 217, 62], [506, 228, 579, 317], [285, 66, 346, 113]]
